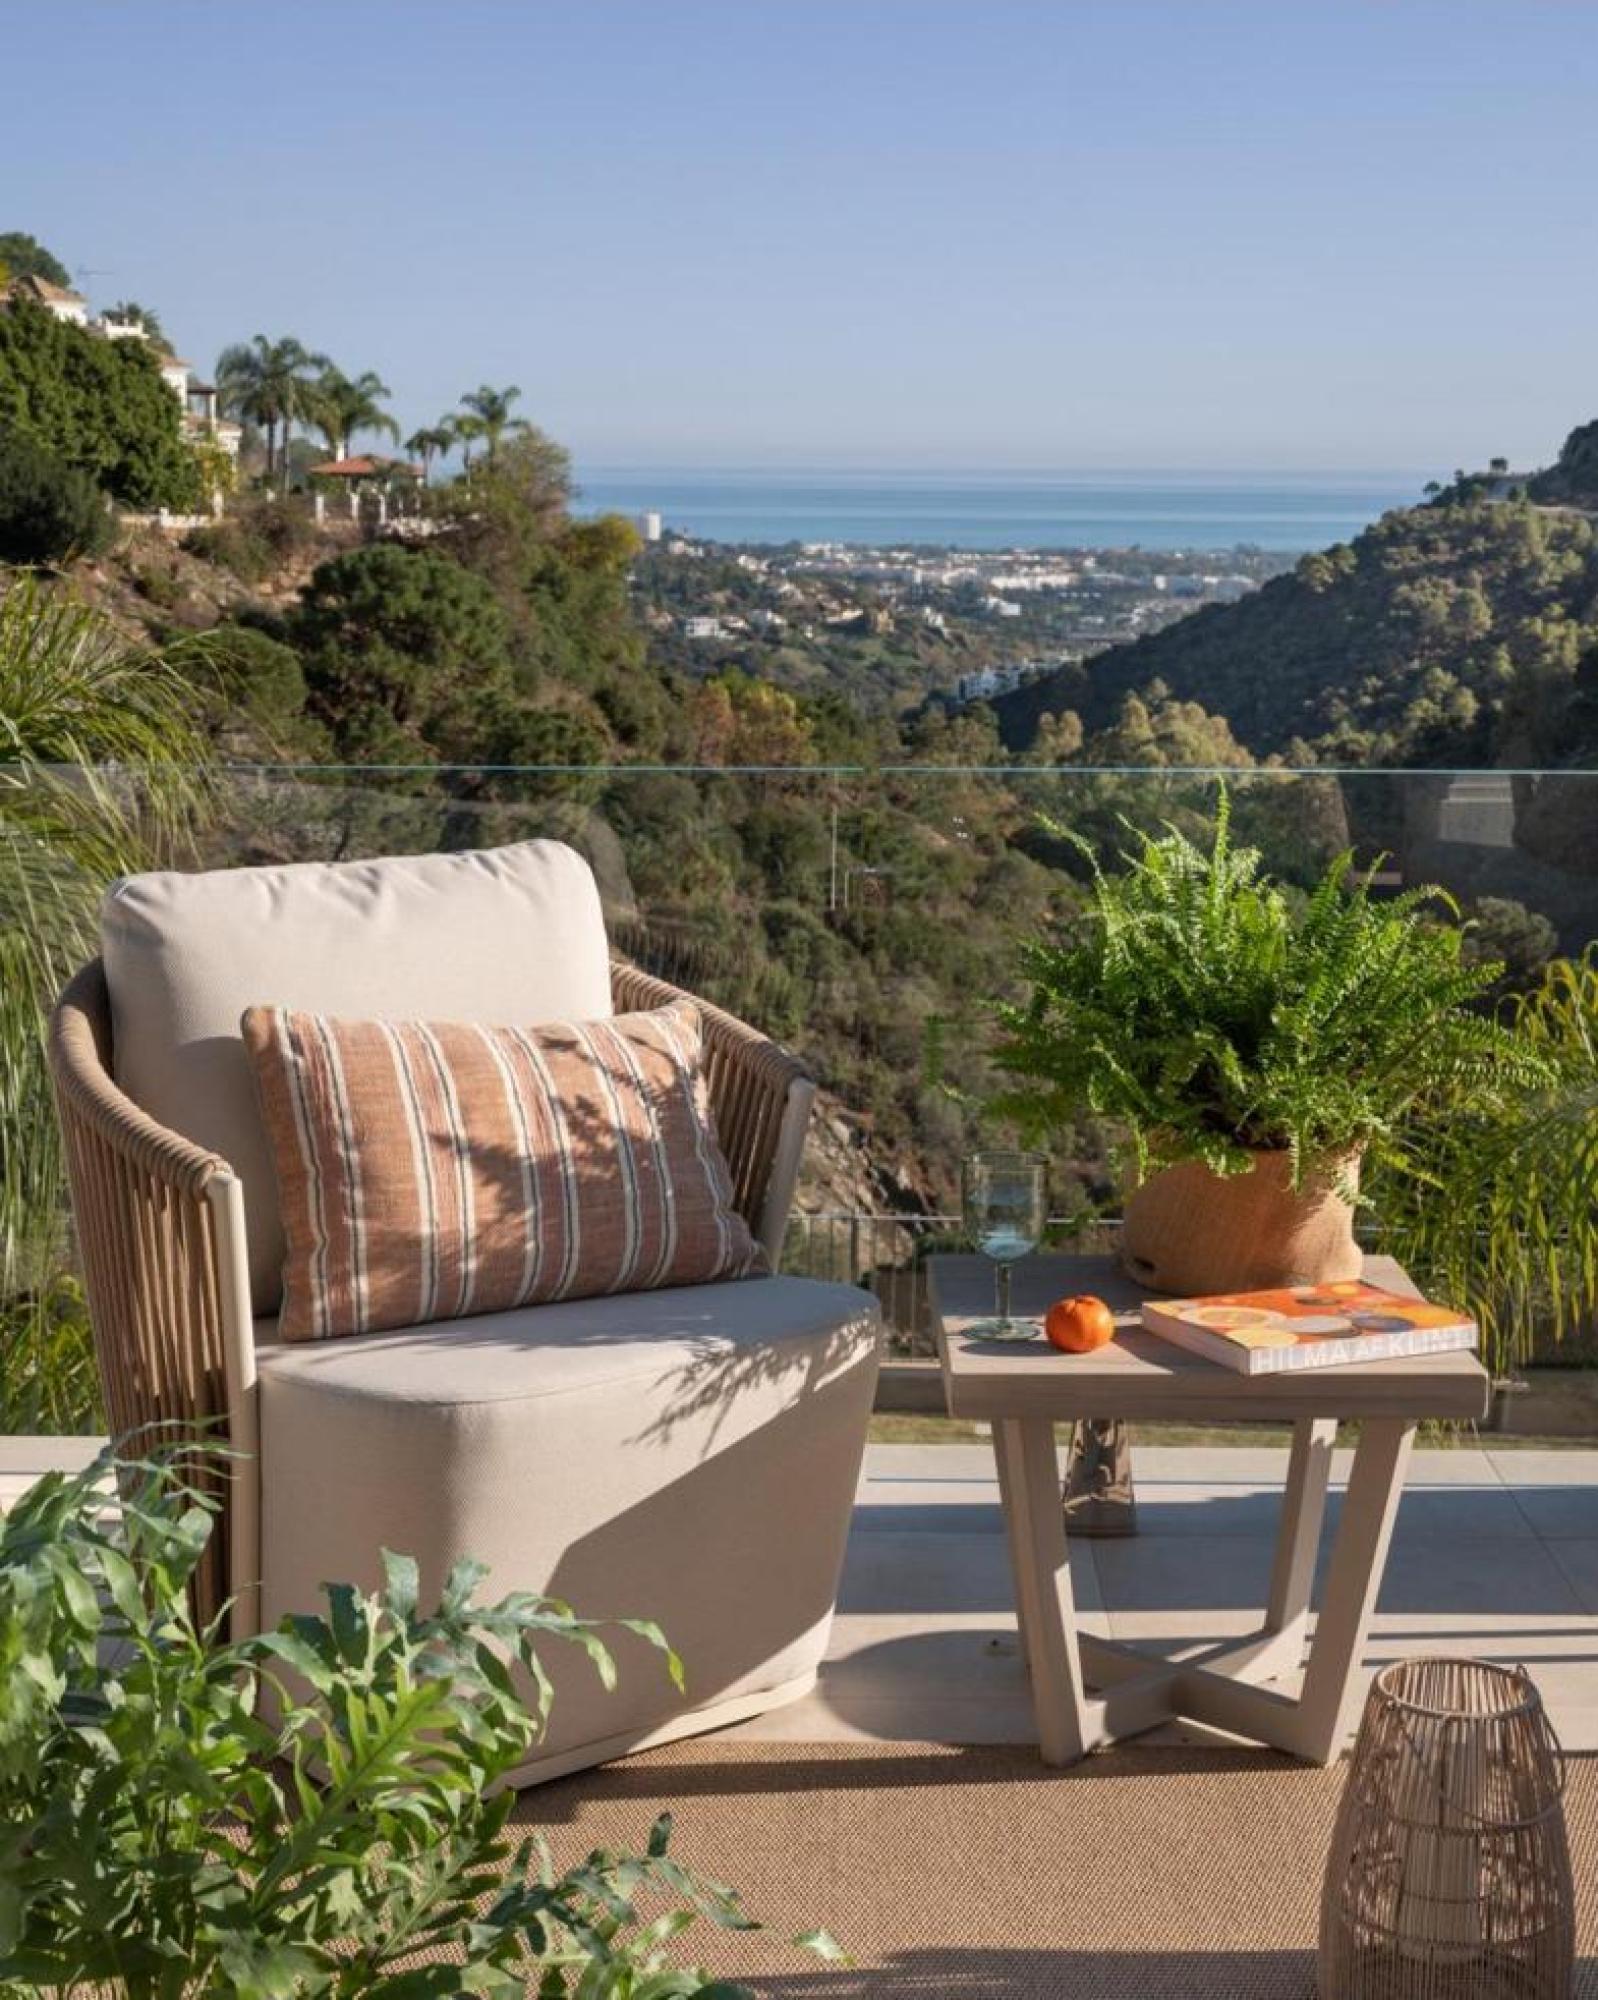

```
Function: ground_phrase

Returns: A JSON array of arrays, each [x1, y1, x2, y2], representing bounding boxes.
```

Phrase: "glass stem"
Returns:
[[996, 1261, 1012, 1328]]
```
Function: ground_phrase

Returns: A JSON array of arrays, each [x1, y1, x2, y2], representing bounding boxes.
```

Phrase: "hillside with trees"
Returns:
[[1529, 419, 1598, 509], [5, 221, 1598, 1322], [992, 444, 1598, 771]]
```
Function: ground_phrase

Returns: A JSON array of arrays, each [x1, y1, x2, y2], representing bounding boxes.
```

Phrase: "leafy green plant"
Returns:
[[1374, 950, 1598, 1375], [992, 794, 1545, 1185], [0, 1441, 838, 1997], [0, 575, 215, 1431], [183, 500, 317, 584], [0, 429, 113, 567], [0, 295, 203, 511]]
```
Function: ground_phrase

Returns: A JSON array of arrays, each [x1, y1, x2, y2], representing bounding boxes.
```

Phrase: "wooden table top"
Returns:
[[929, 1252, 1491, 1424]]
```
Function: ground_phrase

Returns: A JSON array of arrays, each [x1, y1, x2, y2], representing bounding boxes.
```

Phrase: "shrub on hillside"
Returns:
[[295, 542, 515, 761], [0, 296, 201, 511], [182, 497, 317, 583], [181, 517, 272, 582], [0, 428, 113, 565]]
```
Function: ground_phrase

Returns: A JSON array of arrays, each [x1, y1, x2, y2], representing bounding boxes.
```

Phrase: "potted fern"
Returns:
[[994, 797, 1544, 1296]]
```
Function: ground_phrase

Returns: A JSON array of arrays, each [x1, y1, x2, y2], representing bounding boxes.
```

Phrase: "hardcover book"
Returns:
[[1139, 1280, 1477, 1377]]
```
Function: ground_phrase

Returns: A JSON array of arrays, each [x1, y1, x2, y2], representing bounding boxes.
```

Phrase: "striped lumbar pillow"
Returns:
[[241, 999, 764, 1341]]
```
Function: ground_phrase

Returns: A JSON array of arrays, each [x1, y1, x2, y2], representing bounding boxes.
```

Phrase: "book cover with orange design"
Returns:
[[1139, 1280, 1477, 1377]]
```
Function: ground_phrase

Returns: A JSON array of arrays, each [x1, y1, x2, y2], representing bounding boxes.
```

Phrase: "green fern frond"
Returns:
[[994, 787, 1556, 1192]]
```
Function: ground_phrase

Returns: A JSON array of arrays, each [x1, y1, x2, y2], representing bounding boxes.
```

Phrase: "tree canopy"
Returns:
[[0, 298, 201, 509], [293, 543, 516, 764], [0, 233, 71, 288]]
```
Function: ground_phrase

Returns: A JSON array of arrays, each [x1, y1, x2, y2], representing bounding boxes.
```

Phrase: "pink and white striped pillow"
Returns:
[[241, 999, 763, 1342]]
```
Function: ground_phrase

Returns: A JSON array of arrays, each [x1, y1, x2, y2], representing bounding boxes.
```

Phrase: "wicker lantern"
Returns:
[[1319, 1658, 1574, 1999]]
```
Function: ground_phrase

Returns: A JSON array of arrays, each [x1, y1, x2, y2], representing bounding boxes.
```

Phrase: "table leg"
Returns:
[[1295, 1416, 1414, 1763], [994, 1416, 1089, 1764], [991, 1414, 1033, 1665], [1263, 1416, 1336, 1658]]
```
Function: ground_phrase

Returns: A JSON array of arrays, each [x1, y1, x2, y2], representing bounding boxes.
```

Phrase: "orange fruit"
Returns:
[[1044, 1294, 1117, 1355]]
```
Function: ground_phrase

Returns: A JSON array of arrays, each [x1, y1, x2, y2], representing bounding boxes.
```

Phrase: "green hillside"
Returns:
[[1529, 418, 1598, 508], [993, 451, 1598, 770]]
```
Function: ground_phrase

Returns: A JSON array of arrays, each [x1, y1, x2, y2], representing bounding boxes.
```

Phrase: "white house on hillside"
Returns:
[[1, 273, 89, 322], [97, 311, 242, 460]]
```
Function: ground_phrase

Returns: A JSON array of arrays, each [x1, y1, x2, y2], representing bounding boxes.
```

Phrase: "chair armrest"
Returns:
[[48, 959, 253, 1627], [610, 957, 814, 1262]]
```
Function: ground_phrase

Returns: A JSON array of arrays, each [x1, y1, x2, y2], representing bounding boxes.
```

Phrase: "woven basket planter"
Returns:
[[1319, 1657, 1575, 2000], [1118, 1149, 1362, 1296]]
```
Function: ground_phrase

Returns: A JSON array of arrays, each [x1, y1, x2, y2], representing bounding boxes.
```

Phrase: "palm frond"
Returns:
[[0, 571, 215, 1430]]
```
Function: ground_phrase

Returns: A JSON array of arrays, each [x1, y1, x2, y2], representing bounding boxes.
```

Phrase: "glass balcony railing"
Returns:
[[21, 761, 1598, 1375]]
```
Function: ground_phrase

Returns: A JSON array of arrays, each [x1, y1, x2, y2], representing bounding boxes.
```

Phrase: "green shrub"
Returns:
[[0, 427, 113, 564], [182, 516, 272, 581], [1376, 950, 1598, 1374], [132, 558, 182, 608], [0, 295, 201, 510], [0, 1442, 840, 1996], [183, 500, 318, 583], [0, 1275, 99, 1434]]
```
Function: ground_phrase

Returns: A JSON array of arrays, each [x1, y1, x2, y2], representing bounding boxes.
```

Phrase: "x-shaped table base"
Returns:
[[993, 1412, 1415, 1765]]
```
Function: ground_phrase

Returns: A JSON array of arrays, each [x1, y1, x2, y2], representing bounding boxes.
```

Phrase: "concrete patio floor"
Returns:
[[6, 1434, 1595, 1756], [724, 1440, 1598, 1754]]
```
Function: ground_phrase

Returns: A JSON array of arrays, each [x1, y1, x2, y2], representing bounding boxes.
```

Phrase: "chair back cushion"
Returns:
[[241, 998, 763, 1340], [102, 841, 611, 1314]]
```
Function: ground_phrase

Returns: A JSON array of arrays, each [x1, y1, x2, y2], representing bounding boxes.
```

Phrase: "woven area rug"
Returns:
[[522, 1740, 1598, 1999]]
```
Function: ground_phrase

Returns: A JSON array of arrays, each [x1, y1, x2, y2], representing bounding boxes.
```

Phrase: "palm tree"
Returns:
[[404, 425, 454, 484], [447, 410, 487, 474], [457, 384, 529, 467], [214, 335, 329, 485], [307, 367, 400, 462], [0, 576, 214, 1428]]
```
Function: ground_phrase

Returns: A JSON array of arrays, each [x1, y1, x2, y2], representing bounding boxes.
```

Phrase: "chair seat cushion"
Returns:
[[242, 998, 762, 1342], [256, 1276, 883, 1763], [102, 839, 611, 1316], [254, 1273, 872, 1411]]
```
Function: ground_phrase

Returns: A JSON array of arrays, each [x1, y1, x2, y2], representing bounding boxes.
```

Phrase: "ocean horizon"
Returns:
[[573, 466, 1428, 554]]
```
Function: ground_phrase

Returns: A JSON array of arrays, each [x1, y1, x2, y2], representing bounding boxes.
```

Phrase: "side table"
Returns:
[[930, 1252, 1489, 1765]]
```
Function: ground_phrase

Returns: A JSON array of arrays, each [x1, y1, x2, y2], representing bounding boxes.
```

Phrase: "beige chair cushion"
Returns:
[[241, 998, 762, 1342], [101, 840, 611, 1314], [256, 1275, 882, 1773]]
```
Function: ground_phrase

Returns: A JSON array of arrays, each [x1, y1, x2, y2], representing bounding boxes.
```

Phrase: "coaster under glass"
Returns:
[[965, 1316, 1044, 1343]]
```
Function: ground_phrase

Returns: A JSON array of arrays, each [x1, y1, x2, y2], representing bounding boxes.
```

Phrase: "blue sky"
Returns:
[[6, 1, 1595, 474]]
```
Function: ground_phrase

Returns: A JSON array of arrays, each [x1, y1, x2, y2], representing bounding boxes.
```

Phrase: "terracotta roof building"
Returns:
[[307, 454, 424, 481]]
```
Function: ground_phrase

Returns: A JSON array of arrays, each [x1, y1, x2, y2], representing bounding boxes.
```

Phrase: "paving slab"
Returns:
[[1498, 1479, 1598, 1542], [1547, 1539, 1598, 1616], [1487, 1448, 1598, 1485], [4, 1435, 1594, 1752], [747, 1442, 1598, 1755]]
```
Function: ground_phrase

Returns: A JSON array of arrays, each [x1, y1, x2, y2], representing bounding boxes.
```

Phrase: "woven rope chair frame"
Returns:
[[50, 955, 814, 1624]]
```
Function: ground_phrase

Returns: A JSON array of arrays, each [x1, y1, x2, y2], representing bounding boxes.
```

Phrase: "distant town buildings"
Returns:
[[953, 660, 1058, 705], [637, 510, 662, 542], [635, 524, 1284, 707]]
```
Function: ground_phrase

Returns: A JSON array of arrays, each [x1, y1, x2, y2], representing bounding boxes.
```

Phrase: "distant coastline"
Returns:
[[574, 466, 1428, 554]]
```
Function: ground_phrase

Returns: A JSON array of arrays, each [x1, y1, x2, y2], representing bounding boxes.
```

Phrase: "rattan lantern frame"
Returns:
[[1319, 1656, 1574, 2000]]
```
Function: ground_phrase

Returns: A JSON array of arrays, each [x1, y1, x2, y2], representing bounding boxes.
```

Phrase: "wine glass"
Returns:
[[962, 1150, 1046, 1341]]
